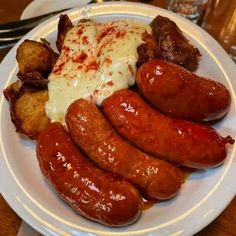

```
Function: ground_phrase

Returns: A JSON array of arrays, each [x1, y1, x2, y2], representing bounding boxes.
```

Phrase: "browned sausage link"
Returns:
[[36, 122, 142, 226], [136, 59, 231, 122], [102, 89, 234, 169], [66, 99, 184, 200]]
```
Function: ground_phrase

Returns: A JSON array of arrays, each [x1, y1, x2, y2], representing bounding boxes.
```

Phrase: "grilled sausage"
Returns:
[[136, 59, 231, 122], [36, 122, 142, 227], [102, 89, 234, 169], [66, 99, 184, 200]]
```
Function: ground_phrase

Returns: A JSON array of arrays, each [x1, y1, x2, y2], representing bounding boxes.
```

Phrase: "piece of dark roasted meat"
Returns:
[[150, 15, 201, 71]]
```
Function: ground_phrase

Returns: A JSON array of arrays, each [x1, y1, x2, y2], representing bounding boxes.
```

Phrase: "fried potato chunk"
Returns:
[[4, 82, 49, 139], [3, 80, 21, 104], [14, 89, 49, 139], [16, 39, 56, 75]]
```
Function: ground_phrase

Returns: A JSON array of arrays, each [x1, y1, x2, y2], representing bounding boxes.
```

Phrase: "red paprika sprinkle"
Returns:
[[104, 57, 112, 65], [53, 62, 65, 75], [106, 81, 114, 86], [82, 36, 89, 45], [72, 52, 88, 63], [116, 30, 126, 38], [87, 61, 99, 70]]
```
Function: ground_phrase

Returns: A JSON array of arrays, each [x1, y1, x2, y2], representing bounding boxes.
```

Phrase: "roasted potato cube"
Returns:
[[14, 88, 49, 139], [3, 80, 21, 104], [56, 14, 73, 52], [16, 39, 56, 75], [4, 82, 49, 139]]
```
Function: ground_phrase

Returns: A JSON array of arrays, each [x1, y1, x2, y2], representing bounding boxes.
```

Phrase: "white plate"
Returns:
[[1, 2, 236, 236], [20, 0, 92, 19]]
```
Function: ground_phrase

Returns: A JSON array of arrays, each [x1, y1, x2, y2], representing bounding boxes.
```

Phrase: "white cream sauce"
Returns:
[[46, 19, 151, 123]]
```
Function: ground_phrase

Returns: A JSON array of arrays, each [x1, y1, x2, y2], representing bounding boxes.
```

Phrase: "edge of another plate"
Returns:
[[20, 0, 92, 19]]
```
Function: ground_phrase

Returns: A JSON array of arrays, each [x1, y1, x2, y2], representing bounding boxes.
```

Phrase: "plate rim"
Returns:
[[0, 2, 236, 236], [20, 0, 92, 20]]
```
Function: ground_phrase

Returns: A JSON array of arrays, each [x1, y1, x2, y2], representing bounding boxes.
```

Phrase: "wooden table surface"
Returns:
[[0, 0, 235, 235]]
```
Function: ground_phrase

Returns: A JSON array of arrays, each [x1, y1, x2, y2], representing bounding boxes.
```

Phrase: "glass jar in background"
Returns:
[[201, 0, 236, 62], [167, 0, 208, 23]]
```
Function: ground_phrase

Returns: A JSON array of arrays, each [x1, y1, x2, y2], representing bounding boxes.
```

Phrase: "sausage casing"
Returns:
[[136, 59, 231, 122], [102, 89, 234, 169], [66, 99, 184, 200], [36, 122, 142, 226]]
